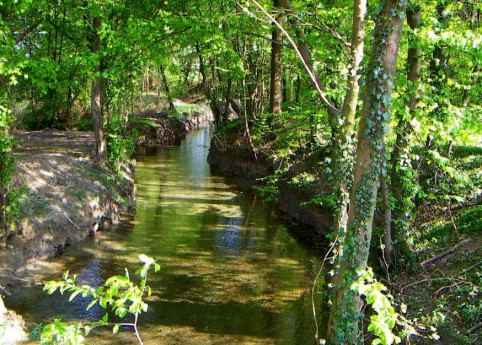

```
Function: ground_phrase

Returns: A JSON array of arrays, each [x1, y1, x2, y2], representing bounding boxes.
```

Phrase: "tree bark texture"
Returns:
[[0, 187, 6, 229], [381, 169, 393, 268], [388, 4, 422, 260], [330, 0, 367, 243], [160, 64, 174, 109], [91, 15, 106, 162], [269, 0, 283, 114], [327, 1, 407, 344]]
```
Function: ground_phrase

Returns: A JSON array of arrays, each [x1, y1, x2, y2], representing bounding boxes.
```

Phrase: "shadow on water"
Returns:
[[6, 126, 327, 345]]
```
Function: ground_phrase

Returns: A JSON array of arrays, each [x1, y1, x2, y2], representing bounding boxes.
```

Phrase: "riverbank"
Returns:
[[208, 130, 333, 235], [0, 130, 137, 343], [0, 98, 214, 272], [0, 131, 135, 274], [135, 98, 214, 145]]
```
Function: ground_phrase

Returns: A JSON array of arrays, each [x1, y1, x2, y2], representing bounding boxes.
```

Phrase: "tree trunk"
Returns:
[[0, 188, 6, 229], [269, 0, 283, 115], [294, 74, 301, 103], [381, 169, 393, 269], [327, 1, 406, 343], [281, 0, 339, 120], [91, 16, 107, 162], [330, 0, 367, 242], [160, 64, 174, 109], [282, 71, 288, 103], [196, 41, 208, 94], [388, 4, 422, 260], [223, 78, 232, 124], [429, 1, 450, 121]]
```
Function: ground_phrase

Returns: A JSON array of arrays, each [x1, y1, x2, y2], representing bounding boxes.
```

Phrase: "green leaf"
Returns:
[[138, 254, 153, 265], [86, 299, 98, 311], [113, 324, 120, 334], [68, 290, 82, 302]]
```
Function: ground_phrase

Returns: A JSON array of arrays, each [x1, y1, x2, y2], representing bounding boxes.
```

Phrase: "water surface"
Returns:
[[7, 127, 325, 344]]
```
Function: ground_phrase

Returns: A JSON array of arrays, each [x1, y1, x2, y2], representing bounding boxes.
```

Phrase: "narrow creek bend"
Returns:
[[6, 127, 326, 345]]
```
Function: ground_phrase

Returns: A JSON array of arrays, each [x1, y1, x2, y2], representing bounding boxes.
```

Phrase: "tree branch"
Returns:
[[420, 238, 472, 268], [240, 0, 341, 115], [14, 20, 42, 44]]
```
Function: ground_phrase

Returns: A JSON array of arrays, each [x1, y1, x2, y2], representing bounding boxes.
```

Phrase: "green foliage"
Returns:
[[450, 145, 482, 159], [0, 24, 21, 226], [38, 320, 86, 345], [300, 195, 337, 212], [430, 269, 481, 345], [454, 205, 482, 235], [420, 205, 482, 245], [3, 0, 481, 342], [35, 254, 160, 345], [70, 118, 93, 132], [173, 103, 205, 119], [352, 268, 438, 345], [253, 174, 281, 202], [106, 115, 138, 173], [409, 142, 481, 212], [2, 186, 27, 224]]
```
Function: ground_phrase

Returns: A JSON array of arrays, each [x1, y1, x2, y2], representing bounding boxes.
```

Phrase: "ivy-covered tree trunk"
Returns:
[[429, 0, 450, 121], [269, 0, 283, 115], [327, 1, 406, 344], [387, 3, 422, 261], [330, 0, 367, 243], [0, 181, 7, 229], [91, 15, 107, 162]]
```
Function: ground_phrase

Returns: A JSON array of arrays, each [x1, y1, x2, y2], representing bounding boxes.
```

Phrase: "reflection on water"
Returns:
[[7, 126, 325, 344]]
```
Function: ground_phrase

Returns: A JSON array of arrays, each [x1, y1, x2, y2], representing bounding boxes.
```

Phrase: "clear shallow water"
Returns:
[[7, 127, 325, 344]]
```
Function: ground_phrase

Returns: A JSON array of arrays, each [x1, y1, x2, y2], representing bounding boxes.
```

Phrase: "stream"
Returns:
[[6, 126, 326, 344]]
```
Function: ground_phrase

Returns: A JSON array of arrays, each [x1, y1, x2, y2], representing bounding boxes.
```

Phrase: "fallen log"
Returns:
[[0, 275, 30, 285], [467, 322, 482, 334], [460, 261, 482, 275], [420, 238, 472, 268]]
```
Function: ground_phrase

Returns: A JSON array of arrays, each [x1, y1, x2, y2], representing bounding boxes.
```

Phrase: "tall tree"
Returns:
[[327, 0, 407, 343], [90, 14, 107, 161], [386, 2, 422, 262], [330, 0, 367, 244], [269, 0, 284, 115]]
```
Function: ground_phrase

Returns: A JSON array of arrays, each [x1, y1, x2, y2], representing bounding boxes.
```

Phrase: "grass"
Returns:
[[419, 205, 482, 246], [173, 102, 205, 120]]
